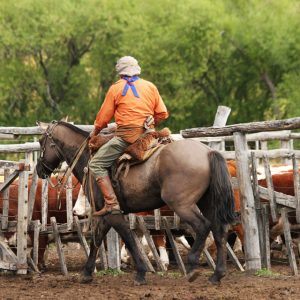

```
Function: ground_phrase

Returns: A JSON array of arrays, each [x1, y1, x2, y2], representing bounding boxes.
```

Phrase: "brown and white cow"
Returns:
[[0, 175, 81, 269]]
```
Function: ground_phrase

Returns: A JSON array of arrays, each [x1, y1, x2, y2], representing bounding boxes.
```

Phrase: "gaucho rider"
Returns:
[[89, 56, 169, 216]]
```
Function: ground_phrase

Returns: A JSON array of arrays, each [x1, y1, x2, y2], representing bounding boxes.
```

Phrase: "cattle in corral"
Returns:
[[230, 163, 300, 256], [0, 175, 81, 269], [258, 167, 300, 247], [73, 185, 90, 216]]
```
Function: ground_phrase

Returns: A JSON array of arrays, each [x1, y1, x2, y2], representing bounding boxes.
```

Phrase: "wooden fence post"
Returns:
[[50, 216, 68, 275], [208, 106, 231, 150], [261, 204, 271, 269], [106, 228, 121, 270], [66, 176, 73, 231], [1, 169, 10, 230], [262, 155, 278, 222], [281, 208, 298, 276], [292, 154, 300, 223], [17, 167, 29, 274], [32, 220, 40, 267], [41, 179, 48, 231], [233, 132, 261, 271], [27, 167, 38, 224]]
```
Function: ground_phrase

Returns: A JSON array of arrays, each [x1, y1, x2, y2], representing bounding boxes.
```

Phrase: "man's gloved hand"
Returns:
[[144, 115, 155, 129], [89, 127, 101, 139]]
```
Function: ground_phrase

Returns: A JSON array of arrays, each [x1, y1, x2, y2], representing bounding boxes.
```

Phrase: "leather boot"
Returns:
[[93, 175, 122, 216]]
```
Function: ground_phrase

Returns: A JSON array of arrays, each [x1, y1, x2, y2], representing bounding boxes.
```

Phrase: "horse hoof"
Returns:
[[208, 275, 221, 285], [80, 275, 93, 284], [187, 270, 199, 282], [134, 279, 147, 286]]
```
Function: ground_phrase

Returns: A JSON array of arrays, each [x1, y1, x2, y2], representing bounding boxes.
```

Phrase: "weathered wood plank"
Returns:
[[0, 170, 20, 192], [281, 139, 293, 164], [131, 230, 155, 272], [162, 217, 186, 276], [173, 213, 180, 230], [106, 228, 121, 270], [208, 105, 231, 150], [281, 208, 298, 276], [261, 204, 271, 269], [41, 179, 48, 231], [74, 216, 90, 258], [0, 124, 103, 135], [0, 133, 15, 139], [182, 117, 300, 138], [0, 237, 18, 263], [66, 176, 73, 231], [0, 261, 17, 271], [50, 216, 68, 275], [220, 149, 300, 160], [1, 169, 10, 230], [154, 209, 161, 230], [128, 213, 136, 230], [16, 169, 29, 275], [0, 143, 40, 153], [258, 186, 295, 208], [292, 155, 300, 223], [226, 243, 244, 271], [262, 155, 277, 222], [136, 216, 166, 272], [234, 132, 261, 270], [32, 220, 40, 267], [27, 255, 39, 273], [0, 161, 30, 171], [27, 167, 38, 224]]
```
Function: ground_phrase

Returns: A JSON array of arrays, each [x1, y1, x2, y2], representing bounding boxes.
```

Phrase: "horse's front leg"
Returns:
[[106, 215, 148, 285], [209, 223, 227, 284], [80, 218, 111, 283]]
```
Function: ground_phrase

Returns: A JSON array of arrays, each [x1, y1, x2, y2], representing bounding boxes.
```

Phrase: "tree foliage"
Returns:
[[0, 0, 300, 131]]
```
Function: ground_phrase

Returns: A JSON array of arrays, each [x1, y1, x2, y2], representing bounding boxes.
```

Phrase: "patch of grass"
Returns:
[[254, 268, 281, 277], [157, 272, 182, 279], [96, 269, 125, 277]]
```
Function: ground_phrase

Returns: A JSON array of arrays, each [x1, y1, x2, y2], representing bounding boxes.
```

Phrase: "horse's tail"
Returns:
[[208, 150, 235, 225]]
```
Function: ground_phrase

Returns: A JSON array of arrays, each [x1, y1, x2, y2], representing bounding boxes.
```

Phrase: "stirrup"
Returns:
[[93, 205, 123, 217]]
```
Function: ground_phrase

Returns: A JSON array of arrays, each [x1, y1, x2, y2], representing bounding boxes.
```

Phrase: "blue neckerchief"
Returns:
[[121, 75, 140, 98]]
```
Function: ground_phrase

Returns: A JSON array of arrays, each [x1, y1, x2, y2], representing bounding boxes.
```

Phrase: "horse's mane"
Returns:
[[58, 121, 89, 138]]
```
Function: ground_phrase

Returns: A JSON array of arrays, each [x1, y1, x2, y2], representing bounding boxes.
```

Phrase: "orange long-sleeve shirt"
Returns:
[[94, 78, 169, 143]]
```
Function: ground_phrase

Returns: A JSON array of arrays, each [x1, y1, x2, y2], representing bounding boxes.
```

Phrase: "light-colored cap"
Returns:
[[115, 56, 141, 76]]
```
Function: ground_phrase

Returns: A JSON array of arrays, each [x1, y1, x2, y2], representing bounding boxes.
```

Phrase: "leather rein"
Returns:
[[39, 121, 89, 209]]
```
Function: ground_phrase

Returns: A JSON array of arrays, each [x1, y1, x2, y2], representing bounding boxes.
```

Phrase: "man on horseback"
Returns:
[[89, 56, 169, 216]]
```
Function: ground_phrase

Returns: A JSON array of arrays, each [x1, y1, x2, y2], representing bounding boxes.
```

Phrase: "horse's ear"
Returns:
[[61, 116, 68, 122], [37, 121, 49, 131]]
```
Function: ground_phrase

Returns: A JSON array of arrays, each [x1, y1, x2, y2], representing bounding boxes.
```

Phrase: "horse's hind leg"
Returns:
[[81, 217, 111, 283], [209, 222, 228, 284], [171, 205, 211, 282]]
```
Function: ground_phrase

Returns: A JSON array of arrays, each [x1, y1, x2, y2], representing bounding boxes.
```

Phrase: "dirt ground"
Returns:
[[1, 244, 300, 300]]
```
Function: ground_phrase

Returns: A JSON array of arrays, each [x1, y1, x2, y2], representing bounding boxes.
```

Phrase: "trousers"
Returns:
[[89, 136, 130, 178]]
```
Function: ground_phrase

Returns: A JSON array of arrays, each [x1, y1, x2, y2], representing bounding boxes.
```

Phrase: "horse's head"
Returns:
[[36, 121, 64, 179]]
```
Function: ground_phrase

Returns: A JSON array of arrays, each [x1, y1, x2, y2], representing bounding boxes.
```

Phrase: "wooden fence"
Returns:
[[2, 116, 300, 275]]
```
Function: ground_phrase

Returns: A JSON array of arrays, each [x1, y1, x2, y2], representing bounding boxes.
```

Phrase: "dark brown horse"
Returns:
[[36, 121, 235, 285]]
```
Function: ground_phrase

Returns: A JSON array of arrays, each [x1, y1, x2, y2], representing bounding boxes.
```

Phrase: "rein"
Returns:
[[39, 121, 89, 209], [56, 137, 89, 208]]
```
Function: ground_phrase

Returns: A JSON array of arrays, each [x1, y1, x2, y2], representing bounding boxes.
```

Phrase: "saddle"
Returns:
[[89, 128, 173, 177]]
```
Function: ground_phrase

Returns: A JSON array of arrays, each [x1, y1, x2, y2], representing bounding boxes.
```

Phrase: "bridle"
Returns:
[[38, 121, 64, 176], [38, 120, 89, 208]]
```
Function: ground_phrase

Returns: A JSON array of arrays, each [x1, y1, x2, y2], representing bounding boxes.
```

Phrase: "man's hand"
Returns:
[[89, 127, 101, 139], [144, 115, 154, 129]]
